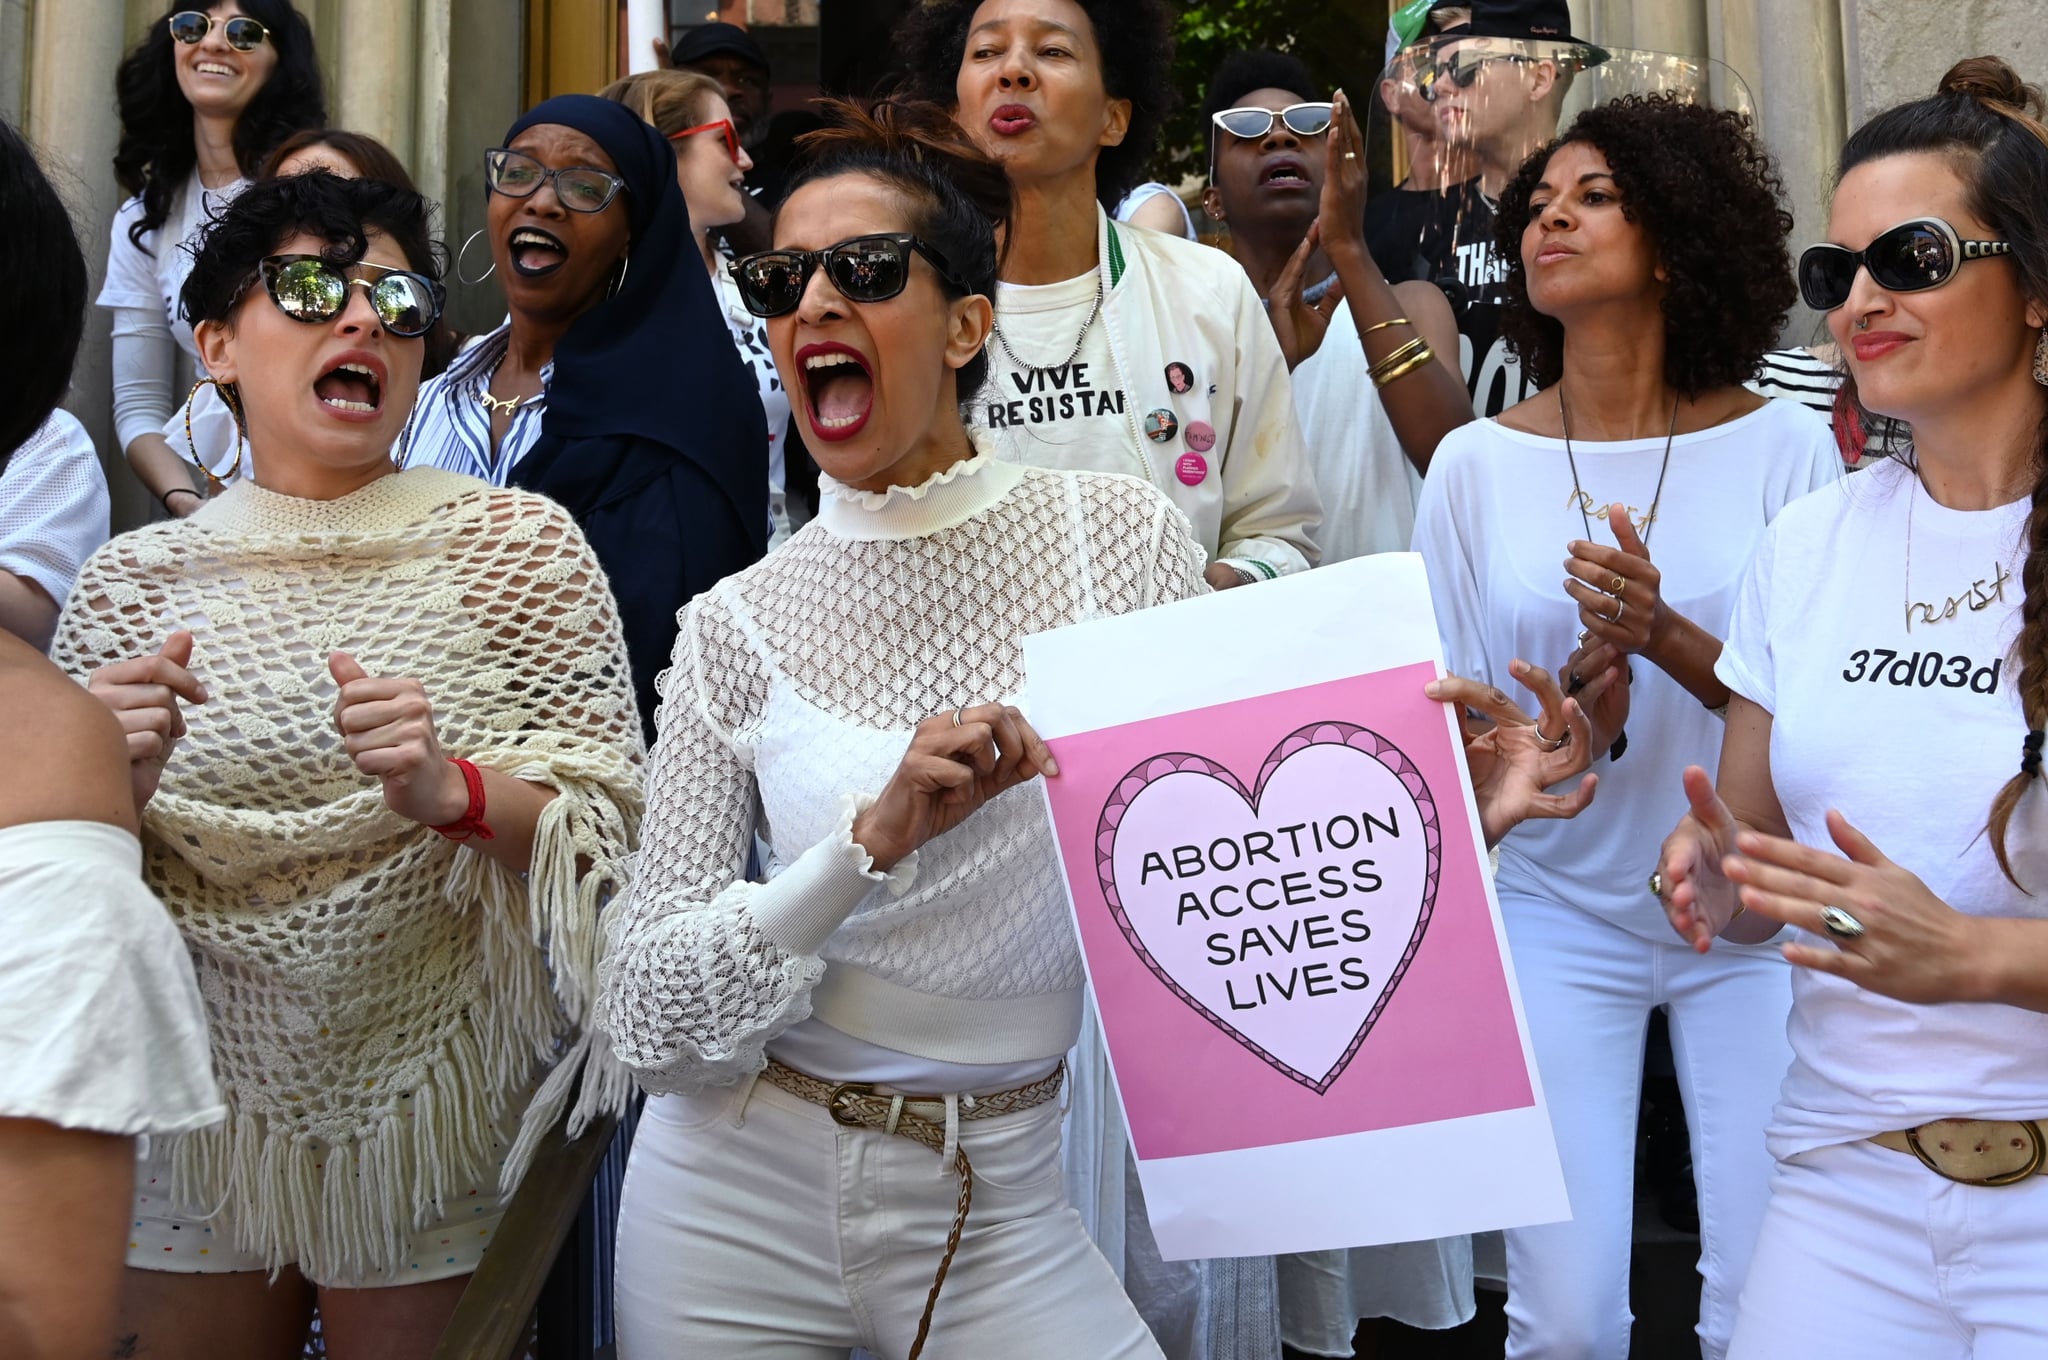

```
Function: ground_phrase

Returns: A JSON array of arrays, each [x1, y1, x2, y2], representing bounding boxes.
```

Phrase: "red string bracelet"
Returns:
[[429, 757, 496, 842]]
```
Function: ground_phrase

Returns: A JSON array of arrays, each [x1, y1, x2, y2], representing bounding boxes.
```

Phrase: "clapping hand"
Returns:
[[852, 703, 1060, 871], [1565, 503, 1665, 655], [1428, 658, 1605, 847]]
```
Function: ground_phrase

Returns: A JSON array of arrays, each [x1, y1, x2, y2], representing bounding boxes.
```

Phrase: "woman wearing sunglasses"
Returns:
[[105, 1, 324, 515], [1411, 94, 1843, 1360], [1654, 58, 2048, 1359], [599, 93, 1603, 1360], [603, 69, 810, 546], [405, 95, 768, 741], [900, 0, 1320, 595], [52, 171, 642, 1360]]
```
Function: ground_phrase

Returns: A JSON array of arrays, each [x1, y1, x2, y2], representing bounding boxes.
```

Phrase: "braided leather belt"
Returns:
[[1869, 1118, 2047, 1186], [758, 1057, 1066, 1358]]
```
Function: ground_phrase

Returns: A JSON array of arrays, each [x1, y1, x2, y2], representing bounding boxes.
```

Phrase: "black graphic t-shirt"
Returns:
[[1365, 179, 1529, 418]]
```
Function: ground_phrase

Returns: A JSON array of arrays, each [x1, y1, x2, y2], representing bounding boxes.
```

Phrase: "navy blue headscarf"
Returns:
[[502, 94, 769, 741]]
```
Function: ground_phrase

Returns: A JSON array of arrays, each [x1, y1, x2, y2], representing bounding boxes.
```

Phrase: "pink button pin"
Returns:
[[1185, 420, 1217, 453], [1175, 452, 1209, 486]]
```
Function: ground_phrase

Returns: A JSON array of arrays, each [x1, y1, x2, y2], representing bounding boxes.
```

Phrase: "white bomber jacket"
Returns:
[[970, 207, 1323, 579]]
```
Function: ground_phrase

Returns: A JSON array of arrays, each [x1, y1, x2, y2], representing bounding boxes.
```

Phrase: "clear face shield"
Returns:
[[1362, 37, 1755, 415]]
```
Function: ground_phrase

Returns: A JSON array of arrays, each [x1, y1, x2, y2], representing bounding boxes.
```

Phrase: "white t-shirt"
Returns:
[[1413, 399, 1842, 938], [1717, 456, 2048, 1155], [98, 171, 249, 478], [1292, 299, 1422, 562], [0, 410, 110, 619], [975, 270, 1129, 457], [711, 263, 794, 544], [0, 820, 222, 1136]]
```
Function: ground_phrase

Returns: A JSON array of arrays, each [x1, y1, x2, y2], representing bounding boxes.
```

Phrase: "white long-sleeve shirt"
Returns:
[[98, 173, 247, 478]]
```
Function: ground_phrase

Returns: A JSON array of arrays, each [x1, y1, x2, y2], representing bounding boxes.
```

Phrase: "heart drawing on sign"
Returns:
[[1095, 722, 1442, 1094]]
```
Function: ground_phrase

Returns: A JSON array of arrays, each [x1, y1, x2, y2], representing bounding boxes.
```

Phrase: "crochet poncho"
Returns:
[[53, 468, 643, 1281]]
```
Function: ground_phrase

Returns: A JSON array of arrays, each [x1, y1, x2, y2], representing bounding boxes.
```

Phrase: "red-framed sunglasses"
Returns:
[[669, 118, 741, 164]]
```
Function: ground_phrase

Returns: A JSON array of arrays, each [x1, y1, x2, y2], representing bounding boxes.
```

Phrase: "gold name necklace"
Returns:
[[1903, 471, 2017, 631]]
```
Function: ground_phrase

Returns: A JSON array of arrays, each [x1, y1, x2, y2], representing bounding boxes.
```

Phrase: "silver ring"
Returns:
[[1344, 151, 1358, 161], [952, 706, 966, 728], [1648, 871, 1664, 899], [1610, 598, 1627, 624], [1534, 726, 1571, 752], [1819, 905, 1866, 940]]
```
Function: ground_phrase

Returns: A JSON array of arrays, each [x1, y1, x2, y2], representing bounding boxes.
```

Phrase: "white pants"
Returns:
[[615, 1075, 1163, 1359], [1730, 1139, 2048, 1359], [1498, 890, 1792, 1360]]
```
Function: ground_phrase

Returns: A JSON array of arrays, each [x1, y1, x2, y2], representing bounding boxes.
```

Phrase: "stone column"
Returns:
[[30, 0, 147, 529]]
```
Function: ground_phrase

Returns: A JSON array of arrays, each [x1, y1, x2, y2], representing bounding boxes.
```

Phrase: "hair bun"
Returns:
[[1939, 56, 2046, 117], [798, 96, 1013, 231]]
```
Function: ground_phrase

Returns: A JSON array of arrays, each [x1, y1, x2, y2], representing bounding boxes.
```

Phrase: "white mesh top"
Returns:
[[598, 440, 1208, 1093]]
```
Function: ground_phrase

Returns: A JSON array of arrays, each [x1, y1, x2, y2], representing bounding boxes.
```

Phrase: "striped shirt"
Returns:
[[402, 323, 553, 486], [1747, 347, 1840, 417]]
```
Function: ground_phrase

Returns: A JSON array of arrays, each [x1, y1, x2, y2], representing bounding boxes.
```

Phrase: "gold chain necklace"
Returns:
[[477, 353, 535, 417], [1903, 470, 2017, 631]]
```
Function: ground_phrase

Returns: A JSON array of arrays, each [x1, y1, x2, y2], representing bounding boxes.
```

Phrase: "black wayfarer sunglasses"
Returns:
[[728, 233, 966, 319]]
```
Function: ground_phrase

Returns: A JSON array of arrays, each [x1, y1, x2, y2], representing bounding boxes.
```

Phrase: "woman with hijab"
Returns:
[[406, 94, 768, 739], [602, 68, 806, 544]]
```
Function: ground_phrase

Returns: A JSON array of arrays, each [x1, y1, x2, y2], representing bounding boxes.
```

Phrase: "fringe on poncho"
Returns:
[[53, 468, 643, 1282]]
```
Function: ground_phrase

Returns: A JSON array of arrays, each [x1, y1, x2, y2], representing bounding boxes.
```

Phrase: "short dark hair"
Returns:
[[1201, 50, 1322, 166], [0, 120, 87, 465], [114, 0, 327, 251], [180, 171, 441, 330], [260, 128, 417, 190], [895, 0, 1176, 210], [783, 98, 1012, 399], [1493, 94, 1795, 396]]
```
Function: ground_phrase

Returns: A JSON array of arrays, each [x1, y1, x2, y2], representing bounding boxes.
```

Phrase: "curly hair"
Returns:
[[784, 98, 1012, 397], [1200, 50, 1322, 167], [894, 0, 1175, 209], [0, 120, 87, 465], [180, 171, 441, 330], [114, 0, 327, 252], [1493, 93, 1795, 396]]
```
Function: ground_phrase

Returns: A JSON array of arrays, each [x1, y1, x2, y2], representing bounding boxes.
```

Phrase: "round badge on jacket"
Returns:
[[1185, 420, 1216, 454], [1175, 452, 1208, 486], [1144, 409, 1180, 444]]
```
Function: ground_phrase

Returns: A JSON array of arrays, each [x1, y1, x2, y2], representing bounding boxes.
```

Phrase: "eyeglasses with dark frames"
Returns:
[[484, 148, 627, 214]]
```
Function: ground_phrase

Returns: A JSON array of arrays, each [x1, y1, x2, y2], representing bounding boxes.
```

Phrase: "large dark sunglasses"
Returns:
[[1425, 49, 1530, 100], [484, 148, 626, 214], [1797, 217, 2012, 311], [1210, 103, 1335, 141], [168, 10, 270, 50], [255, 255, 445, 337], [728, 233, 965, 319]]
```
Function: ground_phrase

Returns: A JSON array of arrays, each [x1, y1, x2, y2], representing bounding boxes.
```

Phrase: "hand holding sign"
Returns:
[[853, 703, 1060, 872]]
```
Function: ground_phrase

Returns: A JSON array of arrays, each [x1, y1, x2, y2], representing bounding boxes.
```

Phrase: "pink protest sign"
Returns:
[[1024, 554, 1566, 1260], [1047, 666, 1532, 1161]]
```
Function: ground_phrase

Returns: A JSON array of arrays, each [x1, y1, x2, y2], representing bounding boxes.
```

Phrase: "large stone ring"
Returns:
[[1819, 905, 1867, 940], [1648, 871, 1665, 899]]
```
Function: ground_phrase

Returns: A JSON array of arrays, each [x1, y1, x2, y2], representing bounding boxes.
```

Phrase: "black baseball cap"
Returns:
[[669, 22, 770, 75]]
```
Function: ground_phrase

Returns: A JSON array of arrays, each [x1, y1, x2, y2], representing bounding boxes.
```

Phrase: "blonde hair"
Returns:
[[598, 69, 728, 139]]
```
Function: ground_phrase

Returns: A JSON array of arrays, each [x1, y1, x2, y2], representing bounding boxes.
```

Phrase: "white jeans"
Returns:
[[1730, 1139, 2048, 1359], [1498, 890, 1792, 1360], [614, 1075, 1163, 1359]]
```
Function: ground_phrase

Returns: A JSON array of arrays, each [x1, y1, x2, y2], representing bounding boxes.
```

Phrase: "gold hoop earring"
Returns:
[[183, 376, 246, 483], [2034, 329, 2047, 388], [456, 228, 497, 285]]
